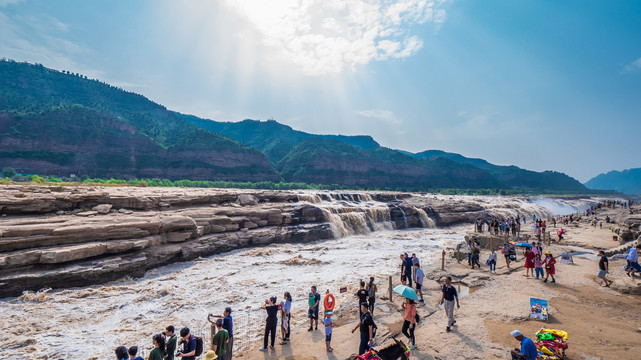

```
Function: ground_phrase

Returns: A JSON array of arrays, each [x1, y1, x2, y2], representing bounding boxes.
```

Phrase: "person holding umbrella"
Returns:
[[401, 298, 417, 349], [438, 276, 460, 333]]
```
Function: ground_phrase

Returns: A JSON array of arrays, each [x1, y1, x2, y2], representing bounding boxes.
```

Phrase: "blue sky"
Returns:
[[1, 0, 640, 182]]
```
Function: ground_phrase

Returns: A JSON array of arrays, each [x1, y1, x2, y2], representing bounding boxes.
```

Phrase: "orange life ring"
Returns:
[[323, 293, 335, 311]]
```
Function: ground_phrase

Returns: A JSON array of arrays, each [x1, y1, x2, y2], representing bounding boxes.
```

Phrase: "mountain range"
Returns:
[[0, 60, 598, 193], [585, 168, 641, 194]]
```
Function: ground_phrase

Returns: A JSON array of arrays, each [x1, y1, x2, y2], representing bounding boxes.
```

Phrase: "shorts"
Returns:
[[325, 333, 332, 342], [597, 270, 606, 278], [415, 283, 422, 290], [308, 308, 318, 320]]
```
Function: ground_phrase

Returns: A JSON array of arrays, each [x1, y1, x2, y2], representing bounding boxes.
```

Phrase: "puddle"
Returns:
[[451, 282, 479, 297]]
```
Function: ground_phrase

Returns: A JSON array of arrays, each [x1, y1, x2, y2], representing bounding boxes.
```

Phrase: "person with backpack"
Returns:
[[351, 302, 376, 355], [366, 277, 377, 314], [401, 298, 417, 350], [259, 296, 279, 352], [176, 327, 199, 360]]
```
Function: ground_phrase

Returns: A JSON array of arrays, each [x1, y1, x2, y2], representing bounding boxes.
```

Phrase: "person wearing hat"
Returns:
[[324, 310, 334, 352], [510, 330, 537, 359], [204, 350, 218, 360], [543, 251, 556, 283]]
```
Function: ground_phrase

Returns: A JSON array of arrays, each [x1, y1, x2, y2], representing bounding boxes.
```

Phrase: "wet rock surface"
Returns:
[[0, 185, 551, 297]]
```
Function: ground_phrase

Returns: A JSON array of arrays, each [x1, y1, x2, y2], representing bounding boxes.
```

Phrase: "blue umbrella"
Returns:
[[393, 285, 419, 300], [514, 242, 532, 248]]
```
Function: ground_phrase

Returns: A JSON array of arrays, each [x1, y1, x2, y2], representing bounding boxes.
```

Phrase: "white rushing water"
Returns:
[[0, 226, 467, 360]]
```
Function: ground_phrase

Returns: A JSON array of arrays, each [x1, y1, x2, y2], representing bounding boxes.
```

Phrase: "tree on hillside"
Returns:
[[2, 167, 16, 178]]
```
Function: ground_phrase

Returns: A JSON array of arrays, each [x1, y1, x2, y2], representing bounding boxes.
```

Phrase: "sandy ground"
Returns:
[[234, 210, 641, 359]]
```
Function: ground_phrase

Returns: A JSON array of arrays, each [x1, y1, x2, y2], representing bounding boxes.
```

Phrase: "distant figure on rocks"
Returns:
[[543, 251, 556, 283], [597, 251, 614, 287], [308, 286, 321, 331], [510, 330, 537, 360], [366, 277, 377, 314], [438, 276, 460, 333], [164, 326, 177, 360], [115, 346, 128, 360], [128, 346, 144, 360]]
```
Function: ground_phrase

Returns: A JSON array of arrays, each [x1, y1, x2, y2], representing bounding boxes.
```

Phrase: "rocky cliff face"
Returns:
[[0, 185, 551, 297]]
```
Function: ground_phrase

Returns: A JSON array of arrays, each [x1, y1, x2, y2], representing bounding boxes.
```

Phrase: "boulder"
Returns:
[[238, 194, 258, 206], [92, 204, 113, 214], [76, 211, 98, 217]]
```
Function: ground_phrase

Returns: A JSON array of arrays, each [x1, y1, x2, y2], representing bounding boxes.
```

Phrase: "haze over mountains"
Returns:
[[0, 60, 603, 193], [585, 168, 641, 195]]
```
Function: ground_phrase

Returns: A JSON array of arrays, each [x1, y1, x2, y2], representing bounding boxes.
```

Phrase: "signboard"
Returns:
[[340, 287, 347, 294], [530, 298, 548, 322], [560, 252, 572, 264]]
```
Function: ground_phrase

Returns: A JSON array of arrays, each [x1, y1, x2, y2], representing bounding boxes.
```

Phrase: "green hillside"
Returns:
[[0, 60, 278, 181], [413, 150, 587, 192]]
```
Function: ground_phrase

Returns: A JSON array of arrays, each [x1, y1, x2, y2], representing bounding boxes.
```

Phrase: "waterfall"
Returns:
[[415, 207, 436, 228], [319, 203, 394, 238], [297, 194, 322, 204]]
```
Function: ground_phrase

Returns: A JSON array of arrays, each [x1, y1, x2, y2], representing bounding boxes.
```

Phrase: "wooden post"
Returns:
[[388, 275, 393, 302], [441, 250, 445, 270]]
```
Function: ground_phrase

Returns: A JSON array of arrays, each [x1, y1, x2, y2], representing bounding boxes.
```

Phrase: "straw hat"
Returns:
[[544, 251, 551, 255], [204, 350, 218, 360]]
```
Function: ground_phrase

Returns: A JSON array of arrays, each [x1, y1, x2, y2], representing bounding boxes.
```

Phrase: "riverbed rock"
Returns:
[[92, 204, 113, 214]]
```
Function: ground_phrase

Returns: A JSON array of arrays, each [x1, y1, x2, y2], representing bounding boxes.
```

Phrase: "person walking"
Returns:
[[625, 244, 641, 277], [597, 251, 614, 287], [259, 296, 279, 352], [351, 303, 376, 355], [208, 308, 234, 360], [401, 298, 417, 349], [543, 251, 556, 283], [510, 330, 537, 359], [501, 243, 511, 269], [280, 292, 292, 344], [366, 277, 377, 314], [471, 240, 481, 269], [414, 265, 425, 303], [438, 276, 460, 333]]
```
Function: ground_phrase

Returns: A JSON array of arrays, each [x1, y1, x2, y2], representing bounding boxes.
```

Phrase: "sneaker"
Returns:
[[608, 280, 614, 286], [279, 341, 288, 345], [308, 327, 313, 332], [452, 320, 457, 326], [446, 326, 451, 333], [270, 346, 275, 350], [543, 279, 547, 283], [259, 347, 267, 352], [315, 327, 318, 330], [410, 345, 417, 350], [551, 279, 555, 283], [419, 299, 424, 303]]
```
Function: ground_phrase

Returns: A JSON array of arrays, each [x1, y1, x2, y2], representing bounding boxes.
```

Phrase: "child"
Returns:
[[534, 253, 544, 279], [324, 311, 333, 352]]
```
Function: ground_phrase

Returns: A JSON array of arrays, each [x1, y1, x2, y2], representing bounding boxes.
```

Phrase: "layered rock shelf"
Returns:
[[0, 185, 551, 297]]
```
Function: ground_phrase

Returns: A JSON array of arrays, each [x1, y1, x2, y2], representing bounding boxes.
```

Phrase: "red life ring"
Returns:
[[323, 293, 335, 311]]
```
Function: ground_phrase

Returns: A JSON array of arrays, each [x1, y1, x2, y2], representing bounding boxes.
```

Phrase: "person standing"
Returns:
[[510, 330, 537, 359], [524, 247, 534, 277], [543, 251, 556, 283], [308, 286, 321, 331], [534, 254, 544, 279], [466, 241, 473, 266], [415, 265, 425, 303], [128, 346, 144, 360], [400, 254, 407, 285], [259, 296, 279, 352], [597, 251, 614, 287], [401, 298, 417, 349], [148, 334, 166, 360], [438, 276, 460, 333], [211, 319, 229, 359], [280, 292, 292, 344], [411, 253, 420, 283], [164, 326, 177, 360], [404, 253, 413, 288], [324, 311, 334, 352], [501, 243, 511, 269], [355, 280, 369, 313], [208, 307, 234, 360], [488, 249, 497, 273], [115, 346, 128, 360], [471, 241, 481, 269], [366, 277, 377, 314], [351, 303, 376, 355], [176, 328, 196, 360]]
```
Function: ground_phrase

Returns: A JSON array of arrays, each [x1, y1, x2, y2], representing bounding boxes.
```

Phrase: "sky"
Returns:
[[1, 0, 640, 182]]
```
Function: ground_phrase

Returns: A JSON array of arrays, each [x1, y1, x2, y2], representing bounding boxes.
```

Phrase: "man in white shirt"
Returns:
[[626, 244, 641, 276]]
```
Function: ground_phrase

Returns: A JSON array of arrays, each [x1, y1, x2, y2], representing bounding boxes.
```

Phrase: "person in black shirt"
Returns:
[[597, 251, 613, 287], [351, 303, 375, 355], [259, 297, 279, 352], [438, 276, 460, 333], [355, 280, 369, 316]]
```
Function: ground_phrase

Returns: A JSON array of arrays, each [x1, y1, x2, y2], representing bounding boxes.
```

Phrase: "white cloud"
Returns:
[[355, 109, 402, 125], [624, 57, 641, 72], [223, 0, 447, 75]]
